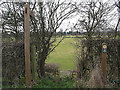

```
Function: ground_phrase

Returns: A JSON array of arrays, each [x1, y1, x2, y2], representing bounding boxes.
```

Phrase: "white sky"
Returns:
[[0, 0, 119, 32], [58, 0, 118, 32]]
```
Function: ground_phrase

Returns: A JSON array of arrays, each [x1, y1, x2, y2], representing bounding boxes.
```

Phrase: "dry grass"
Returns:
[[87, 64, 104, 88]]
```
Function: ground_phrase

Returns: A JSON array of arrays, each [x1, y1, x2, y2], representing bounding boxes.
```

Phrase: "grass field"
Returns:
[[46, 37, 76, 70]]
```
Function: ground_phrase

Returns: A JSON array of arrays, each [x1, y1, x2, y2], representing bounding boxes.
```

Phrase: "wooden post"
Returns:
[[101, 43, 107, 85], [24, 4, 31, 87]]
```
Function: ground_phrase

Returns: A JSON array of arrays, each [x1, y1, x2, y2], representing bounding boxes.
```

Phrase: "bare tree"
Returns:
[[74, 0, 115, 52], [1, 2, 26, 41], [31, 1, 77, 77]]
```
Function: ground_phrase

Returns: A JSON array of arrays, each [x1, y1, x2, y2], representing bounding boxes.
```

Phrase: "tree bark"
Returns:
[[118, 44, 120, 87], [31, 45, 37, 84], [40, 59, 45, 77], [37, 50, 47, 78]]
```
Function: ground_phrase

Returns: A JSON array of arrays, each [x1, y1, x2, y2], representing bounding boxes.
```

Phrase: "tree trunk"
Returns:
[[37, 52, 47, 78], [31, 45, 37, 84], [118, 44, 120, 87], [40, 59, 45, 77]]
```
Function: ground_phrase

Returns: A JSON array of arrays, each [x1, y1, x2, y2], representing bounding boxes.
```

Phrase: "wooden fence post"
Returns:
[[24, 3, 31, 87], [101, 43, 107, 86]]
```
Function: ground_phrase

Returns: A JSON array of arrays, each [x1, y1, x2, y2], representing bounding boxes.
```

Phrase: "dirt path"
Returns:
[[60, 70, 77, 77]]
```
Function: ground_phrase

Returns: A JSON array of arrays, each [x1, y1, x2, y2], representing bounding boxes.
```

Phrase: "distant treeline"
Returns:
[[2, 30, 120, 38]]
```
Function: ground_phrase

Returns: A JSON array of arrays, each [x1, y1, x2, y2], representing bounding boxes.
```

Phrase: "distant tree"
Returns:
[[60, 29, 63, 37], [63, 32, 67, 35], [67, 31, 73, 35]]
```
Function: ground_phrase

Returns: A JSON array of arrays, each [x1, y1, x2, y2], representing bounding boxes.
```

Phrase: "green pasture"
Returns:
[[46, 37, 76, 70]]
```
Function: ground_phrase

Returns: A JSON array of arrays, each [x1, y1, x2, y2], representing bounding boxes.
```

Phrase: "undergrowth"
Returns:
[[3, 75, 75, 88]]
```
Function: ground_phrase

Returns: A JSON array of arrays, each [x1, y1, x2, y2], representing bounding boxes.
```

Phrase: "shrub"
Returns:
[[75, 39, 120, 87], [45, 63, 60, 76]]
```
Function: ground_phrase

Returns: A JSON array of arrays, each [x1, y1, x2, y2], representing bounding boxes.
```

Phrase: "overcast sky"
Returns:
[[58, 0, 118, 32], [0, 0, 119, 32]]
